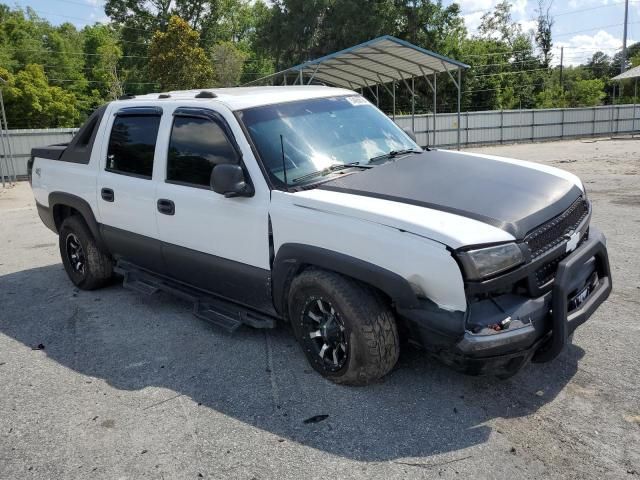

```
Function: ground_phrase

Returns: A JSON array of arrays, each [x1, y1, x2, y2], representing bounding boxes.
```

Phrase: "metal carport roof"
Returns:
[[287, 35, 468, 89], [244, 36, 469, 149], [245, 35, 469, 89], [611, 65, 640, 81]]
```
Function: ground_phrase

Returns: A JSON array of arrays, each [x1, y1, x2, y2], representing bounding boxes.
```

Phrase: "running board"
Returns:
[[115, 261, 276, 333]]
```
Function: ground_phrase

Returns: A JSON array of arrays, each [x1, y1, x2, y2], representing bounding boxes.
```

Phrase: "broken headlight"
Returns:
[[457, 243, 524, 280]]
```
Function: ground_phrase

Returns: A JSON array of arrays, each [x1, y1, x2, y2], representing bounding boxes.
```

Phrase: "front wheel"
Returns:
[[288, 269, 399, 385]]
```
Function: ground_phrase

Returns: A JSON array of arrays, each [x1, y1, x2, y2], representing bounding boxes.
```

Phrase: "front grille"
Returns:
[[535, 251, 570, 286], [525, 197, 589, 258]]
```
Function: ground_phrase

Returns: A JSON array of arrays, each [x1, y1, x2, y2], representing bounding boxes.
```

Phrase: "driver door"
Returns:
[[154, 105, 273, 311]]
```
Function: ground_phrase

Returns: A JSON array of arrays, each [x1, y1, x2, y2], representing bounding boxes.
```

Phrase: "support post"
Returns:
[[532, 110, 535, 142], [457, 68, 461, 150], [433, 73, 437, 146], [0, 125, 6, 187], [367, 86, 379, 104], [307, 64, 320, 85], [411, 77, 415, 132], [633, 78, 638, 136], [610, 86, 615, 135], [0, 88, 11, 186], [392, 81, 396, 120], [376, 84, 379, 107]]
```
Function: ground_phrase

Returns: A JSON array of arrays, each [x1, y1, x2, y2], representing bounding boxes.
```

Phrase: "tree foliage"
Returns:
[[535, 0, 553, 68], [0, 65, 79, 127], [211, 41, 247, 87], [147, 15, 213, 90]]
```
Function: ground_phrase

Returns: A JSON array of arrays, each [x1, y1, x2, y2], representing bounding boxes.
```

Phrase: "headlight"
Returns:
[[457, 243, 524, 280]]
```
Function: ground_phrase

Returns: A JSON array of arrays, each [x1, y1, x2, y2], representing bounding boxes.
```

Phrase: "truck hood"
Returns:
[[314, 149, 583, 240]]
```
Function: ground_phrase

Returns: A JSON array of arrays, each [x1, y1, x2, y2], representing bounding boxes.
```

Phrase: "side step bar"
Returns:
[[115, 261, 277, 333]]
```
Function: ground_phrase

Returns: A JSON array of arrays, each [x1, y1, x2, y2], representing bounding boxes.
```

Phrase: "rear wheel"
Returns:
[[288, 269, 399, 385], [59, 215, 113, 290]]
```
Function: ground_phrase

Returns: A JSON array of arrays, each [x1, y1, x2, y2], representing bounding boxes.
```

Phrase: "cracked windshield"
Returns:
[[239, 95, 420, 185]]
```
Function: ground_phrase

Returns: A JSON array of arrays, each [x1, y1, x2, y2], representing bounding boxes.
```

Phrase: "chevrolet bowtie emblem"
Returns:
[[565, 230, 581, 253]]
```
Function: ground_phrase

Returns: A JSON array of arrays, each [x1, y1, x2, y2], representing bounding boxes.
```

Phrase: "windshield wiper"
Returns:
[[292, 161, 372, 184], [369, 148, 422, 163]]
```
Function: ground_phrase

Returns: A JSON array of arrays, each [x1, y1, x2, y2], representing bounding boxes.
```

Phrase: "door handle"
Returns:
[[101, 188, 114, 202], [157, 198, 175, 215]]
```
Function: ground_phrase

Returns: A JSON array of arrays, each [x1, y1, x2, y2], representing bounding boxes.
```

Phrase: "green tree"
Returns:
[[147, 15, 213, 90], [211, 41, 247, 86], [478, 0, 521, 47], [534, 0, 553, 68], [84, 24, 125, 100], [587, 52, 614, 79], [536, 80, 567, 108], [44, 24, 87, 95], [612, 41, 640, 72], [0, 65, 79, 128], [568, 78, 606, 106]]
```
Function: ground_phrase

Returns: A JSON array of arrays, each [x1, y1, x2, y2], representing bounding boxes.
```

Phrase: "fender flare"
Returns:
[[48, 192, 108, 252], [271, 243, 419, 315]]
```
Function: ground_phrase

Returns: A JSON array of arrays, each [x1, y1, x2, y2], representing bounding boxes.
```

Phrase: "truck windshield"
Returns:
[[238, 95, 420, 186]]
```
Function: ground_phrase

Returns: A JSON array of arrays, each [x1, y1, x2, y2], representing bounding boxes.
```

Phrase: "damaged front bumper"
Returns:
[[398, 226, 612, 377]]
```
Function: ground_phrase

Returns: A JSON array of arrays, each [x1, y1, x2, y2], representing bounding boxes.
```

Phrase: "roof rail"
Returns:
[[118, 94, 135, 100], [158, 93, 171, 99], [195, 91, 217, 98]]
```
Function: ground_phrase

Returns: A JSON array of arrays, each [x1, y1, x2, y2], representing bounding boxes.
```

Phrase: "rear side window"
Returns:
[[106, 115, 160, 179], [167, 116, 239, 187], [76, 114, 99, 147]]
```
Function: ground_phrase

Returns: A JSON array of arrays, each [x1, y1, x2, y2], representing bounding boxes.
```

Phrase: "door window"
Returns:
[[167, 116, 239, 188], [106, 115, 161, 179]]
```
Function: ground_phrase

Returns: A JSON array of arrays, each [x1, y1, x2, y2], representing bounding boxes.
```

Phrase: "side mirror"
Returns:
[[402, 127, 417, 143], [210, 164, 253, 198]]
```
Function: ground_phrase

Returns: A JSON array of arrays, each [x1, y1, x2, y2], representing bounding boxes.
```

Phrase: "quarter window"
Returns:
[[167, 116, 239, 187], [106, 115, 160, 178]]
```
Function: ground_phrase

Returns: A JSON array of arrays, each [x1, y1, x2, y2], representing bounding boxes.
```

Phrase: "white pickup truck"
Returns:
[[29, 86, 611, 385]]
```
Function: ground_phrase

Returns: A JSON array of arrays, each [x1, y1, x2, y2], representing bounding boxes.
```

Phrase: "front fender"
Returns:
[[271, 243, 419, 315]]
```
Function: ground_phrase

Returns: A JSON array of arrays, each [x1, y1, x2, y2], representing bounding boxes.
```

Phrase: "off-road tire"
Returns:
[[59, 215, 113, 290], [288, 269, 400, 385]]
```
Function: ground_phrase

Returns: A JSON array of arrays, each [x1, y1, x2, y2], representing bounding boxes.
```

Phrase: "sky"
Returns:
[[11, 0, 639, 66]]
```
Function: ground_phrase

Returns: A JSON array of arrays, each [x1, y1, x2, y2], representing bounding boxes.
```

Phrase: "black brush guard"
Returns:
[[532, 226, 612, 363]]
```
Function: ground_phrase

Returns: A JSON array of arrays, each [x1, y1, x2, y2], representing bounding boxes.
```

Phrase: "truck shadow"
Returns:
[[0, 264, 584, 462]]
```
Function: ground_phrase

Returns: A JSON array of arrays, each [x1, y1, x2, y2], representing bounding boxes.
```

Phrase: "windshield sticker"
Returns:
[[346, 96, 370, 106]]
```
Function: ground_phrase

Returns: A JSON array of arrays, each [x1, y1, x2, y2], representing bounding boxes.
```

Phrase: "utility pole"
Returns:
[[559, 47, 564, 89], [621, 0, 629, 73]]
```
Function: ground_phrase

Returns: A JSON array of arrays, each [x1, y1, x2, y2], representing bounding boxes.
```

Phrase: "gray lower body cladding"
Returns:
[[398, 227, 611, 376]]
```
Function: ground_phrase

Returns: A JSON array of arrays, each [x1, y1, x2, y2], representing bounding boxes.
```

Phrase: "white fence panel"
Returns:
[[395, 104, 639, 148], [1, 128, 77, 176]]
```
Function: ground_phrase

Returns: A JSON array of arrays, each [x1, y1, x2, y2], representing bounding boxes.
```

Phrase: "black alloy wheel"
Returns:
[[65, 233, 86, 274], [301, 297, 348, 371]]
